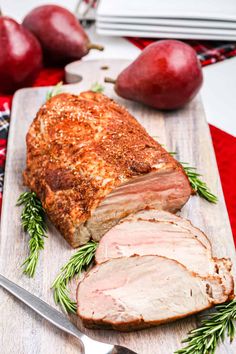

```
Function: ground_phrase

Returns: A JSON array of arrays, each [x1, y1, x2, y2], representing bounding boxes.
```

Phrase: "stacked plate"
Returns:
[[96, 0, 236, 40]]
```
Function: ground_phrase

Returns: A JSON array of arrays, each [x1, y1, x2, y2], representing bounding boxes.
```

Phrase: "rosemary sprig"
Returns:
[[90, 82, 105, 93], [161, 149, 217, 203], [17, 192, 47, 277], [17, 82, 62, 276], [182, 163, 218, 203], [46, 81, 63, 100], [175, 299, 236, 354], [51, 241, 98, 313], [168, 151, 217, 203]]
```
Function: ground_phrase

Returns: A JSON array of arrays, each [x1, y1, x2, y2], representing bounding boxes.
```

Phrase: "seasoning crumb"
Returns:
[[101, 65, 109, 70]]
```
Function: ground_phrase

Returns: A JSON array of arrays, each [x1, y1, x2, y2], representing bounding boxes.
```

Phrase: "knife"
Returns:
[[0, 274, 137, 354]]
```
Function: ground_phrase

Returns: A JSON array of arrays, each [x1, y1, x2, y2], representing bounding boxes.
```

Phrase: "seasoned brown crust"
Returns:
[[213, 257, 235, 299], [80, 304, 215, 331], [24, 92, 191, 246]]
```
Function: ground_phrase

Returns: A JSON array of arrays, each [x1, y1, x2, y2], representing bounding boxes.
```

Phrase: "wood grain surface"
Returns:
[[0, 59, 235, 354]]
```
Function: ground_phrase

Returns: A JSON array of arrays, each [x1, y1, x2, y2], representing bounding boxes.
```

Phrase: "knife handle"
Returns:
[[0, 274, 115, 354]]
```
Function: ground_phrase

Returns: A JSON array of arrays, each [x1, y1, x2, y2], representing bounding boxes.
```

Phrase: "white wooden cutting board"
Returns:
[[0, 59, 235, 354]]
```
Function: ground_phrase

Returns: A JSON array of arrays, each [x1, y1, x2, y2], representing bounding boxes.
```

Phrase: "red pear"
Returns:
[[23, 5, 103, 65], [107, 40, 203, 110], [0, 17, 42, 94]]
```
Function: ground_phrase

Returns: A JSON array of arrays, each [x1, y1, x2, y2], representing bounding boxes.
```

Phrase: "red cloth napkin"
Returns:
[[0, 61, 235, 243], [210, 125, 236, 237]]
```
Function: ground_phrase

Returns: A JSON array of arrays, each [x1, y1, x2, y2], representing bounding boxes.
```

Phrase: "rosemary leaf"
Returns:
[[161, 150, 217, 203], [175, 299, 236, 354], [51, 241, 98, 313], [182, 163, 218, 204], [90, 82, 105, 93], [46, 81, 63, 100], [17, 192, 47, 277]]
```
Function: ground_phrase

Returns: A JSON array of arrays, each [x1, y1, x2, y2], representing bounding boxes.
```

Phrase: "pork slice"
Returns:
[[95, 218, 214, 274], [130, 211, 234, 298], [123, 209, 211, 250], [24, 91, 191, 247], [95, 210, 234, 297], [77, 255, 228, 331]]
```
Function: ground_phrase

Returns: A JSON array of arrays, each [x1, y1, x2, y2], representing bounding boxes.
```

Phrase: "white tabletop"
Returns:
[[1, 0, 236, 136]]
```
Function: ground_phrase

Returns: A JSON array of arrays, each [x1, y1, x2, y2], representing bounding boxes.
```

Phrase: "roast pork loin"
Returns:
[[77, 255, 230, 331], [23, 92, 191, 247], [95, 210, 234, 297]]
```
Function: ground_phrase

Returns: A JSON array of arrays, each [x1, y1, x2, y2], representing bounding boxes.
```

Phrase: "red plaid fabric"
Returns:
[[0, 104, 10, 211], [127, 37, 236, 66]]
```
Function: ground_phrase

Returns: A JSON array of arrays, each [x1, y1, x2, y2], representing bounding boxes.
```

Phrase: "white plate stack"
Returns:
[[96, 0, 236, 40]]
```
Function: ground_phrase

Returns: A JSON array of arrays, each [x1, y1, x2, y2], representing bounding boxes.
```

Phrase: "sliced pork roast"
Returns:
[[95, 210, 234, 297], [124, 209, 211, 250], [77, 255, 230, 331], [23, 92, 191, 247]]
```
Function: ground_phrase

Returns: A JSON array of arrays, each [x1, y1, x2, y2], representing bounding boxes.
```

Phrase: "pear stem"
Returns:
[[88, 43, 104, 51], [104, 77, 116, 84]]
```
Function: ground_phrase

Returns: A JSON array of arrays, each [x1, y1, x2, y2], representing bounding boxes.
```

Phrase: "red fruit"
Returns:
[[112, 40, 203, 110], [0, 17, 42, 94], [23, 5, 103, 65]]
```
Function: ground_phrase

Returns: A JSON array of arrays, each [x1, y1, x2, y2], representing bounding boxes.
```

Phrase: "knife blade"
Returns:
[[0, 274, 137, 354]]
